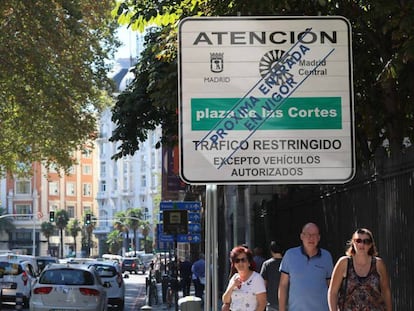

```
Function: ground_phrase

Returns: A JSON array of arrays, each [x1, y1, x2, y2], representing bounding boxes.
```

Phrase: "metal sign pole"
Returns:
[[205, 184, 218, 310]]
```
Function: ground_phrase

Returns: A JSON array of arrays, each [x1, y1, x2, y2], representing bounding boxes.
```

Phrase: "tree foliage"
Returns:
[[67, 218, 81, 256], [40, 221, 55, 254], [0, 207, 15, 233], [0, 0, 120, 176], [106, 229, 123, 254], [111, 0, 414, 166]]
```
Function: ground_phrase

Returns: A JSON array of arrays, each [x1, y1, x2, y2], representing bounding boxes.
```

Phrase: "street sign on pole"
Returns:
[[178, 16, 354, 184], [160, 201, 201, 211]]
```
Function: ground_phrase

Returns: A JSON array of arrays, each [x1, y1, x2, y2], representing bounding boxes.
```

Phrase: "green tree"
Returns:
[[0, 0, 120, 176], [107, 229, 123, 255], [0, 207, 15, 233], [40, 221, 54, 255], [140, 221, 151, 253], [114, 211, 129, 253], [55, 209, 69, 258], [67, 218, 81, 257], [125, 208, 144, 255], [111, 0, 414, 165]]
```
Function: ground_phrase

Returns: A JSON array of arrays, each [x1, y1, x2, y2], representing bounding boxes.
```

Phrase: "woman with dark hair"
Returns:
[[222, 245, 267, 311], [328, 228, 392, 311]]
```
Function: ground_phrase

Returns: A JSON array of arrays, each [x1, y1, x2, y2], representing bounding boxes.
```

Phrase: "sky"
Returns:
[[114, 26, 137, 59]]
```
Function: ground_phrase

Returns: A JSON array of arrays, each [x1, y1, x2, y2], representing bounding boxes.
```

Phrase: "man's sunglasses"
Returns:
[[234, 257, 248, 263], [353, 238, 372, 245]]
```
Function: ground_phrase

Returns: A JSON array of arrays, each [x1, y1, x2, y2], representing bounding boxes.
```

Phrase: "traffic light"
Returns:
[[85, 213, 91, 225], [49, 211, 55, 222]]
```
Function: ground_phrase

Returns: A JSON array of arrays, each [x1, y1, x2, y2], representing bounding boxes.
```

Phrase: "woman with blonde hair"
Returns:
[[328, 228, 392, 311]]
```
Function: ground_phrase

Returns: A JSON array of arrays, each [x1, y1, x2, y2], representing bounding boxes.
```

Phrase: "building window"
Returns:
[[67, 166, 75, 175], [83, 164, 92, 175], [15, 204, 31, 219], [49, 182, 59, 195], [66, 183, 76, 196], [123, 176, 129, 191], [141, 175, 146, 187], [67, 206, 75, 218], [82, 183, 92, 196], [16, 231, 31, 240], [123, 162, 129, 174], [100, 162, 106, 178], [82, 148, 92, 158], [100, 180, 106, 192], [113, 179, 118, 191], [48, 163, 58, 173], [15, 180, 31, 195]]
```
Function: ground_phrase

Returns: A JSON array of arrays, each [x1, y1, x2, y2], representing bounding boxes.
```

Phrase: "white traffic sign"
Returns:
[[178, 16, 354, 184]]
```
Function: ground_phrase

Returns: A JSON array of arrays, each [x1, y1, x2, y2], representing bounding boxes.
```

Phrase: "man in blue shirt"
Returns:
[[278, 222, 333, 311], [191, 253, 205, 300]]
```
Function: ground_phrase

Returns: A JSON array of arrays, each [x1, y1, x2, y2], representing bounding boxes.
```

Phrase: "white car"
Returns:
[[86, 261, 125, 310], [30, 263, 108, 311], [35, 256, 58, 273], [0, 257, 38, 307]]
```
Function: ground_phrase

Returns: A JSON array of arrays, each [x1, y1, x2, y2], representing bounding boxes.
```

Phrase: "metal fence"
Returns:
[[259, 149, 414, 311]]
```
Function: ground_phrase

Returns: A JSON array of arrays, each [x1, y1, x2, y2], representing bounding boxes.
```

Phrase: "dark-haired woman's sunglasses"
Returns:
[[234, 257, 247, 263], [353, 238, 372, 245]]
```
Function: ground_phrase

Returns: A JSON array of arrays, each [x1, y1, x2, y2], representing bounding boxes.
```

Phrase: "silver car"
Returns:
[[30, 263, 108, 311]]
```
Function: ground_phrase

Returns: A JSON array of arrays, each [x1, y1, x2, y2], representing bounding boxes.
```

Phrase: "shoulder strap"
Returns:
[[344, 256, 351, 277], [340, 257, 351, 309]]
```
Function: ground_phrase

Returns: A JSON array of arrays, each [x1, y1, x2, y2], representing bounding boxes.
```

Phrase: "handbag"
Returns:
[[337, 257, 351, 310]]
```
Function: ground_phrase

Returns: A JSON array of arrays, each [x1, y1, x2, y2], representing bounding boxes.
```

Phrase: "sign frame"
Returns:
[[178, 16, 355, 184]]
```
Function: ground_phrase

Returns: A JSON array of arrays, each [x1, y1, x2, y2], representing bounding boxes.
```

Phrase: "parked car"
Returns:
[[87, 261, 125, 310], [30, 263, 108, 311], [35, 256, 58, 273], [121, 257, 146, 274], [0, 256, 38, 307]]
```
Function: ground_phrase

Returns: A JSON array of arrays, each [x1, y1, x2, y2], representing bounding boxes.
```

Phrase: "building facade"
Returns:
[[93, 58, 162, 256], [0, 147, 98, 257]]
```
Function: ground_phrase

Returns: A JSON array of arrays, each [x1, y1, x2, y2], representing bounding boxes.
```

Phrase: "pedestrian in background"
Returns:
[[222, 245, 267, 311], [253, 246, 266, 273], [260, 241, 283, 311], [279, 222, 333, 311], [328, 228, 392, 311], [179, 256, 192, 297], [191, 253, 205, 300]]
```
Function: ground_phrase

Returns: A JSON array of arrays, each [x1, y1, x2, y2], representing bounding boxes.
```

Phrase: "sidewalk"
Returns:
[[138, 283, 222, 311]]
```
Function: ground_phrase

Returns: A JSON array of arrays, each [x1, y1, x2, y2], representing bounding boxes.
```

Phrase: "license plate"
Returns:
[[55, 286, 73, 293]]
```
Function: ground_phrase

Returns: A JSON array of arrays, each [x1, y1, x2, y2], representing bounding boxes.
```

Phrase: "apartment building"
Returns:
[[0, 147, 98, 256], [94, 58, 162, 255]]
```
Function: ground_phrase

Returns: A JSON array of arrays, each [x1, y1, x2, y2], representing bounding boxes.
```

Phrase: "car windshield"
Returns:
[[39, 268, 95, 285], [37, 259, 57, 272], [0, 261, 23, 276], [90, 264, 116, 278]]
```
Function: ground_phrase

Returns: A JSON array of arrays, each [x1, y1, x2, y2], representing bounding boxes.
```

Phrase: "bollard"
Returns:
[[178, 296, 202, 311], [15, 292, 23, 311]]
